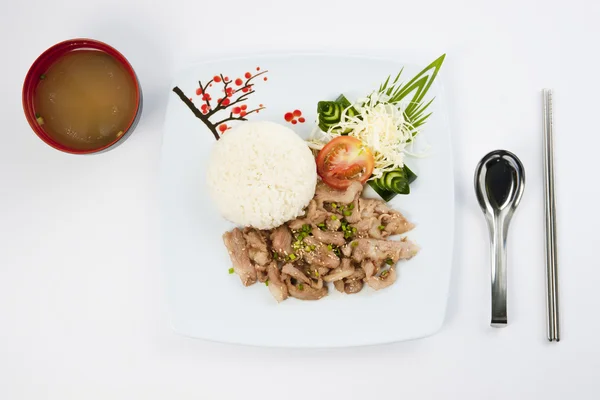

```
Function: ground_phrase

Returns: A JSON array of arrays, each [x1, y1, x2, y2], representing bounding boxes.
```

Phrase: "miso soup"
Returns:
[[33, 50, 137, 151]]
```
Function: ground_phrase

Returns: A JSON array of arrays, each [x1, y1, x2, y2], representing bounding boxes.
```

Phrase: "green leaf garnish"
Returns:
[[379, 54, 445, 130]]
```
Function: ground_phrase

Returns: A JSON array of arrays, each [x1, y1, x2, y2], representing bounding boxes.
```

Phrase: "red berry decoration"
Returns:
[[173, 67, 269, 141], [284, 112, 294, 122], [291, 120, 297, 125], [293, 110, 302, 117], [299, 117, 306, 123]]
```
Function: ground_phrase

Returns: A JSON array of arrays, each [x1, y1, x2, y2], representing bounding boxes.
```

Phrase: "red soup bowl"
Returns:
[[22, 38, 143, 154]]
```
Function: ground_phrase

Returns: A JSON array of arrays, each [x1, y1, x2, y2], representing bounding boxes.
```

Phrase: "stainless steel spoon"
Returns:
[[474, 150, 525, 327]]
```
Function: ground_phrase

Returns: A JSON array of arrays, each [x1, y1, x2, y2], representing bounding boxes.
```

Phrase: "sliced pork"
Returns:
[[222, 228, 257, 286], [366, 267, 397, 290], [351, 238, 419, 264], [314, 181, 363, 207], [270, 225, 293, 256], [267, 262, 288, 302], [344, 279, 364, 294], [311, 227, 346, 247], [323, 258, 355, 282], [286, 277, 328, 300]]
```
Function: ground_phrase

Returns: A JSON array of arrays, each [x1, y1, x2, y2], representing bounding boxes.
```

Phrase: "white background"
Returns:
[[1, 0, 599, 398]]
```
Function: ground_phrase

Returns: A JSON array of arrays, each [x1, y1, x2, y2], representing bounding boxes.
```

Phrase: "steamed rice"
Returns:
[[206, 121, 317, 230]]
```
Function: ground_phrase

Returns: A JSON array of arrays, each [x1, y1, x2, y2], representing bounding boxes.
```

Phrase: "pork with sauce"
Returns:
[[222, 179, 420, 301]]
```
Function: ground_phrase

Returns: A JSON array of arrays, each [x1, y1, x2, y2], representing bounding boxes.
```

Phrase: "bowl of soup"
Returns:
[[22, 38, 142, 154]]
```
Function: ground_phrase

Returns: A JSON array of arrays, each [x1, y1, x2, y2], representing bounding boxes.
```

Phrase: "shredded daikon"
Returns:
[[318, 92, 419, 179]]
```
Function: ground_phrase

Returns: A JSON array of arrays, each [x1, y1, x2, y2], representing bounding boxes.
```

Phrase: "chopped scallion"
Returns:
[[297, 283, 304, 290], [385, 259, 394, 265], [378, 225, 385, 230], [351, 241, 358, 248], [228, 267, 234, 274]]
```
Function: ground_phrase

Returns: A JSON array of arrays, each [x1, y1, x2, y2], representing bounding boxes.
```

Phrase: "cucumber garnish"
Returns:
[[368, 164, 418, 201], [317, 94, 359, 133]]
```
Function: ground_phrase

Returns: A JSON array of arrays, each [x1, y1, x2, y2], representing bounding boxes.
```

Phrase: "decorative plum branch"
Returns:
[[172, 68, 268, 140]]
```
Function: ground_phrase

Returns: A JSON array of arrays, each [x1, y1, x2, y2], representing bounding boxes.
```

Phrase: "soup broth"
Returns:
[[34, 50, 137, 151]]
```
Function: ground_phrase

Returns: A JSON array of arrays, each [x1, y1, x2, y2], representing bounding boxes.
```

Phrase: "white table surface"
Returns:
[[1, 0, 599, 398]]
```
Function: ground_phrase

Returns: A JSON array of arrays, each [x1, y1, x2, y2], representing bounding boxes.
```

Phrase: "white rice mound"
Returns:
[[206, 121, 317, 230]]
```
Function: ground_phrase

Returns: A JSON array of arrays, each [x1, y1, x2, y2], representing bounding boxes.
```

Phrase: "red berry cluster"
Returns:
[[232, 104, 249, 117], [200, 103, 211, 115], [284, 110, 305, 125]]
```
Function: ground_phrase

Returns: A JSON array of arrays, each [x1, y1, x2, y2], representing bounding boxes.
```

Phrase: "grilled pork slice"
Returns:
[[267, 262, 288, 302], [351, 238, 419, 264], [223, 228, 257, 286]]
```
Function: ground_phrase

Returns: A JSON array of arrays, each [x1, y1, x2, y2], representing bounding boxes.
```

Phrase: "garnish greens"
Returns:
[[311, 54, 445, 201]]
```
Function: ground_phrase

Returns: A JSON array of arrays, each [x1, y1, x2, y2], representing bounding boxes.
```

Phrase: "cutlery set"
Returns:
[[474, 89, 560, 341]]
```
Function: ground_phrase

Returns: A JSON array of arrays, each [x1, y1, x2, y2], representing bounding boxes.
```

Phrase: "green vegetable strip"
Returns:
[[317, 101, 344, 132], [368, 164, 418, 201], [317, 94, 359, 133]]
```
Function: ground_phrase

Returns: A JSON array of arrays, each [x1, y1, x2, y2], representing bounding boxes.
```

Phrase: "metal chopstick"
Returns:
[[542, 89, 560, 342]]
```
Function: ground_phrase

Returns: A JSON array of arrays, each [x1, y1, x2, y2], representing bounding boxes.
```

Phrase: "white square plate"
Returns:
[[160, 54, 454, 347]]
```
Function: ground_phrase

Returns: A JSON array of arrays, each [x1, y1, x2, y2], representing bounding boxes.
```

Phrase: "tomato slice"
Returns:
[[316, 136, 374, 190]]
